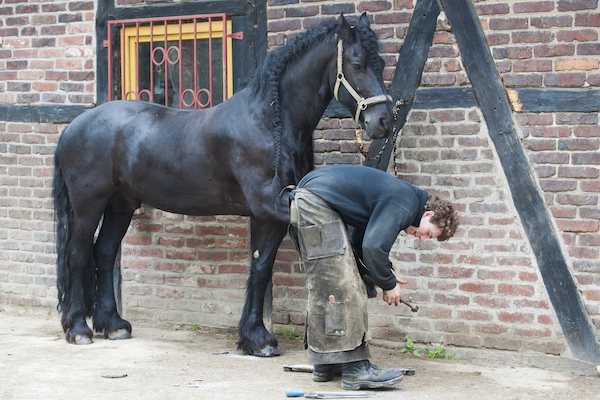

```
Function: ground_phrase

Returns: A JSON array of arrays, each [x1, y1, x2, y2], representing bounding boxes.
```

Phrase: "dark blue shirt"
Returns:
[[297, 164, 428, 290]]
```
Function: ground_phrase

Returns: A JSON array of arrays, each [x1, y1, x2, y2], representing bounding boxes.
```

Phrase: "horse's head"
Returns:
[[335, 13, 393, 140]]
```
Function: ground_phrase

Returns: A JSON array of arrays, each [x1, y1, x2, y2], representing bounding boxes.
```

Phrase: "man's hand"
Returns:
[[391, 268, 407, 285], [383, 269, 407, 306], [383, 284, 402, 306]]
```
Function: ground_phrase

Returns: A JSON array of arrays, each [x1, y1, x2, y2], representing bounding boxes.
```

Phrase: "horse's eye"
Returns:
[[352, 63, 361, 71]]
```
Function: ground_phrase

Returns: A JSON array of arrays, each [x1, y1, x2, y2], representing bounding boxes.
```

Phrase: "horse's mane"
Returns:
[[250, 17, 383, 181]]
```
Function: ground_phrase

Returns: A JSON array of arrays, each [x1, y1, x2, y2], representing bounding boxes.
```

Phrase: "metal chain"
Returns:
[[356, 99, 407, 166]]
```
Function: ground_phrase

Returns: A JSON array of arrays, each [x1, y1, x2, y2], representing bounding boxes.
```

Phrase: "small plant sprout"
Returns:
[[189, 322, 202, 331], [400, 339, 422, 357]]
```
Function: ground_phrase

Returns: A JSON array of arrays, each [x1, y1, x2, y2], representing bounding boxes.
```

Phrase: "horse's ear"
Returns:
[[358, 12, 370, 28], [337, 13, 355, 44]]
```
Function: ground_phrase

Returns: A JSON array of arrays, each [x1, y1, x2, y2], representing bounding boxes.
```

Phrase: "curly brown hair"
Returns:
[[425, 195, 459, 241]]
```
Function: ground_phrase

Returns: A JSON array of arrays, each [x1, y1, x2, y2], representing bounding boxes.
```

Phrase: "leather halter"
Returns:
[[333, 39, 392, 129]]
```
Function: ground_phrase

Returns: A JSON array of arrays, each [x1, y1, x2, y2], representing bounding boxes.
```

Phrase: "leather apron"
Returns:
[[290, 188, 369, 354]]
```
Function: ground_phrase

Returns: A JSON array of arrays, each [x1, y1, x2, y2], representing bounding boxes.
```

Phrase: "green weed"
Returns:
[[278, 326, 304, 341], [425, 345, 455, 360], [188, 322, 202, 331], [399, 338, 422, 357]]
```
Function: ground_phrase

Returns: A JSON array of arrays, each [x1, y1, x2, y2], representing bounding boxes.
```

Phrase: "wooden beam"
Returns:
[[439, 0, 600, 363], [364, 0, 440, 170]]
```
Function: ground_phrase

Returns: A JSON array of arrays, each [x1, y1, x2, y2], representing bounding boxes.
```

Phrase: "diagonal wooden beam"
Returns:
[[364, 0, 440, 170], [439, 0, 600, 363]]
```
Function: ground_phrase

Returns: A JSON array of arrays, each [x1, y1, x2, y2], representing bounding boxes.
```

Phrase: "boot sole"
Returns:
[[341, 374, 404, 390]]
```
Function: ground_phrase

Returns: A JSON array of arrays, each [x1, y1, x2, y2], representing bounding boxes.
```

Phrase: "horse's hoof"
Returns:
[[74, 335, 93, 345], [108, 329, 132, 340], [253, 346, 281, 357]]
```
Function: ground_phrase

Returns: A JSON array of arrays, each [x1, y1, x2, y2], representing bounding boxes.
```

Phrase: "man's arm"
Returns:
[[361, 203, 412, 290]]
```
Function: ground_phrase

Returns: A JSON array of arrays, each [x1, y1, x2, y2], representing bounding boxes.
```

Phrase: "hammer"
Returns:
[[362, 274, 419, 312]]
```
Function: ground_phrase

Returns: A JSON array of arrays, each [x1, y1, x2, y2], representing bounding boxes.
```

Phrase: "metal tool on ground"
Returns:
[[285, 388, 375, 398], [283, 364, 416, 376]]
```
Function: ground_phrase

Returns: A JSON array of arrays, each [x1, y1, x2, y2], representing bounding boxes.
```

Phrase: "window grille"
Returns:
[[105, 13, 242, 109]]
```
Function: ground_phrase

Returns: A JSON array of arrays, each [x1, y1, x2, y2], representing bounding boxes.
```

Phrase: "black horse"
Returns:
[[53, 13, 393, 356]]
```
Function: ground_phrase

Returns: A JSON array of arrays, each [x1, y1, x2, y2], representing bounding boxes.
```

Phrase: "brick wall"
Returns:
[[0, 1, 95, 105], [0, 121, 61, 309], [1, 0, 599, 359]]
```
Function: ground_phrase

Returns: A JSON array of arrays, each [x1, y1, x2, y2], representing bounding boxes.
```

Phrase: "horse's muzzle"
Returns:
[[362, 102, 394, 140]]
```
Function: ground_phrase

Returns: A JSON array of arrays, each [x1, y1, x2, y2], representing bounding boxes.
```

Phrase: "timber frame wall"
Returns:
[[1, 0, 600, 366]]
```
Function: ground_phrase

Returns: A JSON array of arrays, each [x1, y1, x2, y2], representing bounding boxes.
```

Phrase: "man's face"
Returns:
[[404, 211, 442, 241]]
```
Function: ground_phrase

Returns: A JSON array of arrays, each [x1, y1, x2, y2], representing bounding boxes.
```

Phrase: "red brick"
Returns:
[[437, 266, 474, 278], [498, 283, 535, 297], [575, 12, 600, 27], [534, 44, 575, 57], [477, 269, 516, 281], [528, 341, 564, 355], [497, 311, 535, 323], [540, 179, 577, 191], [219, 264, 248, 274], [569, 246, 599, 258], [513, 60, 552, 72], [197, 251, 228, 262], [136, 223, 162, 233], [514, 1, 554, 13], [157, 236, 184, 247], [544, 73, 586, 87], [357, 1, 392, 12], [557, 29, 598, 42], [422, 305, 452, 319], [267, 19, 301, 33], [551, 205, 577, 218], [585, 290, 600, 301], [196, 225, 226, 236], [578, 43, 600, 55], [489, 18, 528, 30], [197, 277, 228, 289], [503, 74, 542, 87], [435, 320, 468, 333], [515, 299, 550, 309], [124, 260, 149, 270], [272, 275, 305, 287], [136, 248, 163, 258], [217, 238, 248, 249], [493, 46, 532, 59], [532, 15, 572, 28], [186, 237, 215, 249], [513, 31, 554, 43], [558, 166, 599, 178], [434, 293, 469, 306], [459, 282, 495, 293], [556, 193, 598, 205], [154, 262, 185, 273], [474, 323, 509, 335], [557, 0, 597, 12], [518, 271, 538, 282]]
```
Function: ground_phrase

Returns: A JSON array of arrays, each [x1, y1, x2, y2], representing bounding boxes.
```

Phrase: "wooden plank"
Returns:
[[510, 87, 600, 112], [364, 0, 440, 170], [439, 0, 600, 363], [0, 104, 88, 123], [413, 87, 477, 109]]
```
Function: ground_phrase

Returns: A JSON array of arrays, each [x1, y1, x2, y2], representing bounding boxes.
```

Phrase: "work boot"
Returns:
[[341, 360, 403, 390], [313, 364, 342, 382]]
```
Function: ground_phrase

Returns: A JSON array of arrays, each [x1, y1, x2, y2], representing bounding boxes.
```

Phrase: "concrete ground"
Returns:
[[1, 310, 599, 400]]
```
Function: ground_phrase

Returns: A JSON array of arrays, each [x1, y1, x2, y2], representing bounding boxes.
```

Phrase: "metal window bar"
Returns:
[[106, 13, 241, 109]]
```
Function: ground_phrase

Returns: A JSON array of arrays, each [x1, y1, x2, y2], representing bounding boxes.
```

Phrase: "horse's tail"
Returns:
[[53, 136, 97, 330]]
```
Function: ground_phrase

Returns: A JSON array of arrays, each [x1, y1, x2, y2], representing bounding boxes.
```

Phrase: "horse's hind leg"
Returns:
[[92, 194, 134, 340], [63, 204, 106, 344], [238, 218, 287, 356]]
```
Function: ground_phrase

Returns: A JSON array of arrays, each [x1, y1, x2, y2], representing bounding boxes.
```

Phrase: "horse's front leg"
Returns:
[[237, 218, 288, 356]]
